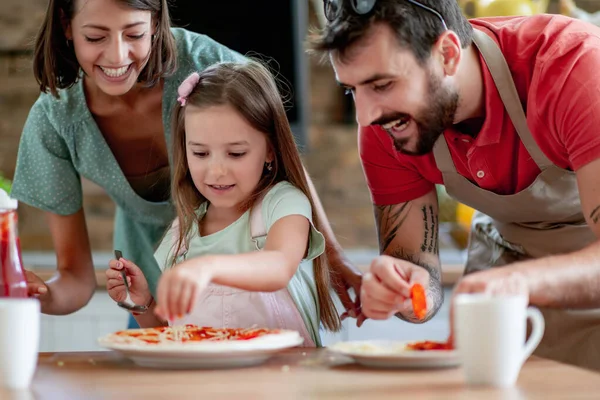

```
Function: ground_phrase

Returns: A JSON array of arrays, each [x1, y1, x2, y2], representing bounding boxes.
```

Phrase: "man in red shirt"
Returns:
[[312, 0, 600, 370]]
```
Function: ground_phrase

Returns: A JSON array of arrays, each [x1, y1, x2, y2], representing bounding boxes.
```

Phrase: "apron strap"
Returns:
[[250, 197, 267, 239], [471, 29, 552, 170], [432, 132, 456, 174]]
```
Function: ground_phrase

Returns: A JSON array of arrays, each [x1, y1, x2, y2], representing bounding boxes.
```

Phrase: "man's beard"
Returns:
[[392, 72, 459, 156]]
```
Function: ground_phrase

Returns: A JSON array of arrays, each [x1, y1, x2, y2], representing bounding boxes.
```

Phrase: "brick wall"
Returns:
[[0, 0, 380, 250]]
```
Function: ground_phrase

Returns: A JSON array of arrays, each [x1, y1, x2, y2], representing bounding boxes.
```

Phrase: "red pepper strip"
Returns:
[[410, 283, 427, 320]]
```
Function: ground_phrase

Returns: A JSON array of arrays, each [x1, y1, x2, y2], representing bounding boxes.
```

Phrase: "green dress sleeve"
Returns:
[[171, 28, 246, 79], [261, 182, 325, 261], [11, 98, 82, 215]]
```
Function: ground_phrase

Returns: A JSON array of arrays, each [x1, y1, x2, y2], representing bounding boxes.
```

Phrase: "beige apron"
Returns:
[[433, 29, 600, 370]]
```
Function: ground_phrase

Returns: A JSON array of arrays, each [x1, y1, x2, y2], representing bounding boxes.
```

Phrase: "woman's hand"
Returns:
[[24, 270, 49, 299]]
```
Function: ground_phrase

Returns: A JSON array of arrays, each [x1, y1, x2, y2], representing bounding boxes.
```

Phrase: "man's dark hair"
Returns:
[[309, 0, 473, 65]]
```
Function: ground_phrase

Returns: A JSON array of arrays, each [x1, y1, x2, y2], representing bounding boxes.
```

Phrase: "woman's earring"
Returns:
[[265, 162, 273, 172]]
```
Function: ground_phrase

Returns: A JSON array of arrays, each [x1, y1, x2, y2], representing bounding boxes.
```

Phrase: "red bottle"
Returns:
[[0, 189, 28, 297]]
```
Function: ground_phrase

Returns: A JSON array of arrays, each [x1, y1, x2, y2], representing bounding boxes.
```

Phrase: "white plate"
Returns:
[[327, 340, 460, 369], [98, 331, 304, 369]]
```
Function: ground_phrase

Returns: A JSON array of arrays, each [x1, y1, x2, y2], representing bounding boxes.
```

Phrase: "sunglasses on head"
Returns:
[[323, 0, 448, 30]]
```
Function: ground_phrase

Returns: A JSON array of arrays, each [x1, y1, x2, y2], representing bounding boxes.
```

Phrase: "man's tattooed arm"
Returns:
[[420, 205, 439, 256], [590, 205, 600, 225], [374, 203, 439, 257], [390, 249, 443, 323], [374, 199, 443, 323], [375, 202, 413, 253]]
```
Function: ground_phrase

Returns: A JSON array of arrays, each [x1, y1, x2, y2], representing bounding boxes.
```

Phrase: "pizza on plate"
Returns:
[[405, 340, 453, 351], [101, 324, 289, 346], [329, 340, 453, 355]]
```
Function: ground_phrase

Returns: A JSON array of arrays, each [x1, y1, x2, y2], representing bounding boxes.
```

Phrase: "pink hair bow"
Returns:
[[177, 72, 200, 106]]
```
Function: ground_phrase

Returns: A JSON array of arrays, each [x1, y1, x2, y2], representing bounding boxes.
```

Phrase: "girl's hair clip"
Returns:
[[177, 72, 200, 106]]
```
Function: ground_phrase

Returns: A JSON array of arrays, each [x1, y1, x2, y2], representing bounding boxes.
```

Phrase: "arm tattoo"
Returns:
[[374, 202, 412, 253], [390, 249, 444, 324], [590, 205, 600, 224], [374, 202, 443, 322], [421, 205, 439, 255]]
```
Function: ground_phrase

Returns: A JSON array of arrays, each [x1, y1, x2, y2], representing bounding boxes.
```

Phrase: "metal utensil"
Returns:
[[114, 250, 148, 314]]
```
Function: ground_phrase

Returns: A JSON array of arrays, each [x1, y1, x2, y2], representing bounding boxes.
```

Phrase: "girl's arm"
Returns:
[[133, 299, 168, 328], [155, 215, 310, 319], [200, 214, 310, 291]]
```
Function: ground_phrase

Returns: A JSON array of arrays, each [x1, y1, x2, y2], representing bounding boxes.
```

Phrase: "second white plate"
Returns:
[[327, 340, 460, 369]]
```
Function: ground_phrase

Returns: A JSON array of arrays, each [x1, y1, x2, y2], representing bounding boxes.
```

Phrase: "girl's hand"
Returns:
[[106, 257, 152, 306], [155, 260, 213, 321], [24, 270, 49, 299]]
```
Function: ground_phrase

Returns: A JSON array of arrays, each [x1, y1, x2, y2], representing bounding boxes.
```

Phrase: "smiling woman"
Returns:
[[11, 0, 246, 317], [34, 0, 176, 98]]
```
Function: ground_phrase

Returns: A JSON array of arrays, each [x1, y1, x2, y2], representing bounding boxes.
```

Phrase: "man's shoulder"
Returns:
[[470, 14, 600, 51], [359, 124, 398, 161]]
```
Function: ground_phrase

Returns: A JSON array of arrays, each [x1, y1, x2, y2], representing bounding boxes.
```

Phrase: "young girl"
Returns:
[[11, 0, 361, 325], [106, 61, 341, 346]]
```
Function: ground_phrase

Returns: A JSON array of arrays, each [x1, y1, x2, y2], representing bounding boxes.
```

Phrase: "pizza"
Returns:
[[99, 324, 295, 347], [329, 340, 453, 355], [405, 340, 453, 351]]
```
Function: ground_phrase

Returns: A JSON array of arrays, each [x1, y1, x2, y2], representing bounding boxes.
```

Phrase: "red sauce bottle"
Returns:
[[0, 189, 28, 297]]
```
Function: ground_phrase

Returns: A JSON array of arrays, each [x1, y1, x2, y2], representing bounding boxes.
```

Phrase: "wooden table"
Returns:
[[2, 349, 599, 400]]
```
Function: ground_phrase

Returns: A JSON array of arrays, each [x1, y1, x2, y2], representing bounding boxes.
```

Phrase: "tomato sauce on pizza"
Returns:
[[406, 340, 453, 351], [109, 325, 282, 345]]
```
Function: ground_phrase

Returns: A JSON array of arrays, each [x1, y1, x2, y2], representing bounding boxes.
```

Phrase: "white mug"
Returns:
[[0, 298, 40, 389], [454, 293, 545, 387]]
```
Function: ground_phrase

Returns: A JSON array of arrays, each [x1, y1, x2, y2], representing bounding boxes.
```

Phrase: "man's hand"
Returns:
[[448, 267, 529, 345], [361, 255, 431, 322], [453, 268, 529, 297]]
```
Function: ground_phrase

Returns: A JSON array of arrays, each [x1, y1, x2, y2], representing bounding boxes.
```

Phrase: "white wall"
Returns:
[[39, 288, 453, 351], [34, 250, 458, 351], [39, 291, 129, 352]]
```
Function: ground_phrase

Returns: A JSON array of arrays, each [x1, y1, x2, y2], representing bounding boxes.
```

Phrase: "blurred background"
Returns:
[[0, 0, 597, 350]]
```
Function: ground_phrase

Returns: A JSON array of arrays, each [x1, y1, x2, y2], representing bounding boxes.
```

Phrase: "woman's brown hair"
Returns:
[[170, 61, 342, 332], [33, 0, 177, 98]]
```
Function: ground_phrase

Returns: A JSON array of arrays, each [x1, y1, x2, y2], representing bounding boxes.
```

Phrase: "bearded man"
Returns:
[[311, 0, 600, 370]]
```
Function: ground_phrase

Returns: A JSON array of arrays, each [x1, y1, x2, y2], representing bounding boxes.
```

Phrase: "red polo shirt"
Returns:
[[360, 14, 600, 205]]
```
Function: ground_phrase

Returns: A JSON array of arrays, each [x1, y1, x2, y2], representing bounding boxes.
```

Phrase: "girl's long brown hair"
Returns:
[[170, 61, 341, 332]]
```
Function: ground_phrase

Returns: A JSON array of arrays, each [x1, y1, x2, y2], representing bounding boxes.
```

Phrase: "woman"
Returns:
[[12, 0, 361, 320]]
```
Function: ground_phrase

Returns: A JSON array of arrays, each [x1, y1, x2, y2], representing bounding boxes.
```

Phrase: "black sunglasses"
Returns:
[[323, 0, 448, 31]]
